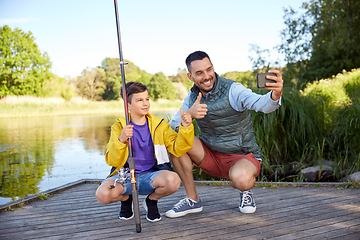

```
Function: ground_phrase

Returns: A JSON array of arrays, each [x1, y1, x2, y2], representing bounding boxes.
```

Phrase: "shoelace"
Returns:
[[241, 191, 253, 207], [173, 198, 194, 209]]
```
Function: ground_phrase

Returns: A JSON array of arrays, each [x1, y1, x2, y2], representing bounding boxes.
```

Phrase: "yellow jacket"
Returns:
[[106, 113, 194, 177]]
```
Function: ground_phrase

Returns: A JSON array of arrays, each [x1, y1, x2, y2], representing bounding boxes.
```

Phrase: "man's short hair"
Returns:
[[185, 51, 212, 73], [121, 82, 148, 103]]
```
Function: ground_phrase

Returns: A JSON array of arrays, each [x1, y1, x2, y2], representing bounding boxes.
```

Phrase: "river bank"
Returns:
[[0, 96, 183, 118]]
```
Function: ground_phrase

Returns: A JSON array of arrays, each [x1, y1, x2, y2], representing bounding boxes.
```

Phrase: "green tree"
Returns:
[[148, 72, 177, 101], [248, 44, 271, 71], [221, 70, 257, 88], [42, 74, 75, 100], [278, 0, 360, 83], [0, 25, 52, 97], [100, 58, 122, 100], [100, 58, 151, 100], [306, 0, 360, 80], [168, 68, 193, 90], [76, 67, 106, 101]]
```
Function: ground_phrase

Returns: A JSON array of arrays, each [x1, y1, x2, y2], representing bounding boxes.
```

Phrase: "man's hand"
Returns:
[[119, 125, 133, 143], [180, 108, 192, 127], [186, 92, 207, 119], [265, 69, 283, 101]]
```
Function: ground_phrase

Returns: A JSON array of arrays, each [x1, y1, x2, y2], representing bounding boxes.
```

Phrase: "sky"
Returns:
[[0, 0, 304, 78]]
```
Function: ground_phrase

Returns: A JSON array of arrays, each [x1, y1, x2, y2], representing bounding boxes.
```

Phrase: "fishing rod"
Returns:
[[113, 0, 141, 233]]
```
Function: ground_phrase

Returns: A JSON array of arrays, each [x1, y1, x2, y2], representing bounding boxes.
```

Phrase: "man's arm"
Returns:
[[229, 70, 283, 113], [170, 91, 208, 130], [229, 85, 279, 113]]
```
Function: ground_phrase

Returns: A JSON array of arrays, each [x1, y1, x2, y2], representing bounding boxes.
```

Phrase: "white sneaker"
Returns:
[[165, 198, 203, 218], [239, 190, 256, 213]]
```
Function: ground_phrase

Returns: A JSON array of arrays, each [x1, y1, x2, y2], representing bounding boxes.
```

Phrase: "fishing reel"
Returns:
[[109, 167, 129, 189]]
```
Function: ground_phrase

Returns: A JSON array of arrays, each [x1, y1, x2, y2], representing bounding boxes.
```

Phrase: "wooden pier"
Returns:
[[0, 181, 359, 239]]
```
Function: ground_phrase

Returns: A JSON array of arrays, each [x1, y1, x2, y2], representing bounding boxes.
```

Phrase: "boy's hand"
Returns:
[[180, 108, 192, 128], [186, 92, 207, 119], [119, 125, 133, 143]]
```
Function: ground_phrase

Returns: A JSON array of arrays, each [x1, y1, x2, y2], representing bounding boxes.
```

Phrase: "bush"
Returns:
[[252, 68, 360, 180]]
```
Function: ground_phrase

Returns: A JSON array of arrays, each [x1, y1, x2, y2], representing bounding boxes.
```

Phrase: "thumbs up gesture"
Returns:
[[186, 92, 207, 119], [180, 108, 192, 127]]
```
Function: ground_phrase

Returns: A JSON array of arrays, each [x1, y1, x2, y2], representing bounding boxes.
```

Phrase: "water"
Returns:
[[0, 111, 175, 205]]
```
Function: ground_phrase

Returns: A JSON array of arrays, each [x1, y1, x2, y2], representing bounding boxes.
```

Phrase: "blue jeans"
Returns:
[[103, 170, 165, 195]]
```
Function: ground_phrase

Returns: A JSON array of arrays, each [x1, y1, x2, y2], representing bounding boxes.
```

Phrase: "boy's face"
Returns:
[[128, 90, 150, 117]]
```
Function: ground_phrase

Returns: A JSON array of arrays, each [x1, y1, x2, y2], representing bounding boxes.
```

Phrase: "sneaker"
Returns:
[[165, 198, 203, 218], [239, 190, 256, 213], [143, 195, 161, 222], [119, 195, 134, 220]]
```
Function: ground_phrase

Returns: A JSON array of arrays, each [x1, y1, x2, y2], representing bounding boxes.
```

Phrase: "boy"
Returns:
[[95, 82, 194, 222]]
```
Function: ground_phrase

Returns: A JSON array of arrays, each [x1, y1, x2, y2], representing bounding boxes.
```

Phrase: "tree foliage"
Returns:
[[278, 0, 360, 83], [100, 58, 122, 100], [76, 67, 106, 101], [168, 68, 193, 90], [99, 58, 153, 101], [221, 70, 257, 88], [148, 72, 177, 101], [42, 75, 74, 101], [0, 25, 52, 97], [306, 0, 360, 80]]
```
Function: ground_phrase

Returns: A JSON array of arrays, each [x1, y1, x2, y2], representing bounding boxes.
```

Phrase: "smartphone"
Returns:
[[256, 73, 277, 88]]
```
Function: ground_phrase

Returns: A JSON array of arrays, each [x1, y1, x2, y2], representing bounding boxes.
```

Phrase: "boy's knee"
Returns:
[[166, 172, 181, 192], [95, 188, 111, 205]]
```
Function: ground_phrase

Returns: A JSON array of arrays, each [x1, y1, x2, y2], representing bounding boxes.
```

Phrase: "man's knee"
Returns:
[[229, 160, 257, 190], [231, 174, 255, 190]]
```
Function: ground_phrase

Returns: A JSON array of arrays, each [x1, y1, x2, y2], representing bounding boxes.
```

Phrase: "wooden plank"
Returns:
[[0, 187, 340, 230], [0, 185, 346, 232], [0, 179, 100, 211], [59, 188, 354, 240], [197, 189, 360, 240], [301, 224, 360, 239], [0, 182, 359, 240]]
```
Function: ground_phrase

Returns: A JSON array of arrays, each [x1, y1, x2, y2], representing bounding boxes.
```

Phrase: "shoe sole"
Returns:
[[239, 206, 256, 214], [165, 206, 203, 218], [119, 213, 134, 220], [142, 199, 161, 222]]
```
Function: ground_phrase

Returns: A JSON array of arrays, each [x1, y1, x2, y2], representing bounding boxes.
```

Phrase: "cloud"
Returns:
[[0, 18, 40, 25]]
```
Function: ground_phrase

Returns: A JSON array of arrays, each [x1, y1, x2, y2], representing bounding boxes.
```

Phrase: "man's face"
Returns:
[[187, 57, 216, 96]]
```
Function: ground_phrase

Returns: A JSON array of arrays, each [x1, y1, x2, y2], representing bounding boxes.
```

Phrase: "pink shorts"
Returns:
[[193, 141, 261, 179]]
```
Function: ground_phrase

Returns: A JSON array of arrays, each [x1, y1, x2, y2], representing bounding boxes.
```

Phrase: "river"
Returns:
[[0, 111, 176, 205]]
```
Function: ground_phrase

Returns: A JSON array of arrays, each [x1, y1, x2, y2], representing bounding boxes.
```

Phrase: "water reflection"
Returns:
[[0, 111, 175, 205]]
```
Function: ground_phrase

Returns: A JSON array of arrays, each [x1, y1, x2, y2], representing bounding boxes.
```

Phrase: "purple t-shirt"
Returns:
[[123, 119, 157, 174]]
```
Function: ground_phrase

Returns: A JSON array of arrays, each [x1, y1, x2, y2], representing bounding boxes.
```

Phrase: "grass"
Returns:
[[0, 96, 183, 118], [251, 68, 360, 182], [37, 193, 50, 200], [1, 203, 24, 212], [2, 68, 359, 183]]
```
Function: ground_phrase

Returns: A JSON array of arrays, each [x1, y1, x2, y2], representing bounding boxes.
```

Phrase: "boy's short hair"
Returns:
[[121, 82, 148, 103], [185, 51, 212, 73]]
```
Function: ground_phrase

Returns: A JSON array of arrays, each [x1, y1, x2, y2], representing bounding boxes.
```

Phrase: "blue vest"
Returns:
[[189, 75, 261, 159]]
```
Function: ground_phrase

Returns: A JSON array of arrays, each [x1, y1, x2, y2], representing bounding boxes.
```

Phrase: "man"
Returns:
[[165, 51, 283, 218]]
